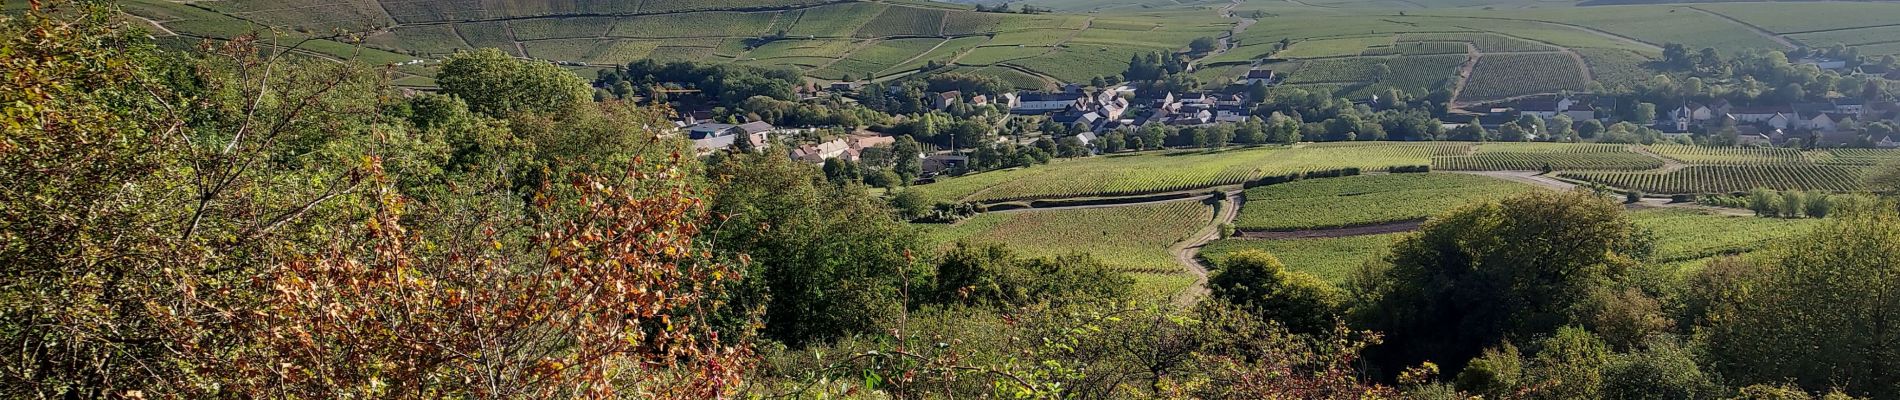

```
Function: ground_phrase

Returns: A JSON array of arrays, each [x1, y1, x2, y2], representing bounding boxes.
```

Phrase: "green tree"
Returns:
[[1189, 36, 1219, 53], [706, 154, 923, 345], [437, 48, 592, 117], [931, 242, 1132, 307], [1704, 209, 1900, 398], [1209, 250, 1344, 333], [1353, 190, 1650, 375]]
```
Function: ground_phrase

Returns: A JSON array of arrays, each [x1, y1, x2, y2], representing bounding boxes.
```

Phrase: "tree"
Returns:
[[1190, 36, 1219, 53], [931, 242, 1132, 307], [1579, 119, 1606, 139], [438, 48, 592, 117], [1353, 190, 1650, 375], [1633, 102, 1658, 124], [706, 154, 923, 346], [1704, 209, 1900, 398], [892, 135, 924, 182], [1550, 114, 1576, 142], [1209, 250, 1344, 334]]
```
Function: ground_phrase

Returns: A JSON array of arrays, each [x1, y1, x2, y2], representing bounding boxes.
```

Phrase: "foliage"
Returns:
[[1210, 250, 1344, 333], [1351, 190, 1651, 376], [1, 4, 743, 397], [706, 153, 923, 346], [931, 242, 1133, 307], [1702, 208, 1900, 398], [438, 48, 592, 117]]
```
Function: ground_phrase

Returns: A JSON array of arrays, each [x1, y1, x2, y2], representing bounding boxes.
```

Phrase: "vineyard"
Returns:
[[1647, 144, 1808, 165], [1234, 173, 1540, 231], [1434, 143, 1663, 171], [1200, 234, 1402, 285], [1632, 209, 1823, 264], [911, 143, 1472, 204], [1561, 165, 1869, 194], [1460, 53, 1588, 101], [919, 200, 1215, 299]]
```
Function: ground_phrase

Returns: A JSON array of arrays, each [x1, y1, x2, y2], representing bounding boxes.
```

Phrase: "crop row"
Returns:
[[1647, 143, 1808, 165], [1561, 165, 1867, 194], [1235, 173, 1540, 231], [921, 200, 1213, 275], [1460, 53, 1588, 101], [1433, 152, 1663, 171]]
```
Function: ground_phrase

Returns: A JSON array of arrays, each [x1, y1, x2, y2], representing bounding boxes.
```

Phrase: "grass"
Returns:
[[1461, 53, 1587, 101], [989, 29, 1082, 47], [362, 25, 469, 56], [1200, 234, 1400, 286], [1234, 173, 1541, 231]]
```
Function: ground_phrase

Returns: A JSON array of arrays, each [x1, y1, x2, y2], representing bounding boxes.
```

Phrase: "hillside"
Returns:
[[120, 0, 1900, 100], [121, 0, 1240, 88]]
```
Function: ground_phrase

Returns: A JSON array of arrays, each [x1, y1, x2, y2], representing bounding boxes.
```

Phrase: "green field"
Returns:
[[1434, 143, 1664, 171], [132, 0, 1874, 91], [1461, 53, 1588, 101], [911, 143, 1471, 204], [1234, 173, 1541, 231], [1563, 165, 1870, 195], [919, 200, 1216, 299], [1633, 209, 1823, 264], [1201, 234, 1400, 286]]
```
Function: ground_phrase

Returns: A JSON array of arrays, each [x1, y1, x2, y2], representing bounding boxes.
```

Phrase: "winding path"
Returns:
[[1170, 190, 1240, 306]]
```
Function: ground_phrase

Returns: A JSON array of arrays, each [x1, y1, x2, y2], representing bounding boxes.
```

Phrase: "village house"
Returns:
[[789, 138, 854, 164], [1010, 91, 1086, 114], [1878, 135, 1900, 149], [933, 91, 962, 110], [828, 81, 862, 92], [1241, 69, 1277, 86]]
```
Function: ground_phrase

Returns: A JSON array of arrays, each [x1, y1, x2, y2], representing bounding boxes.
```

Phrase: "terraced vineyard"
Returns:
[[1234, 173, 1540, 231], [1562, 165, 1869, 194], [1434, 143, 1663, 171], [919, 200, 1214, 299]]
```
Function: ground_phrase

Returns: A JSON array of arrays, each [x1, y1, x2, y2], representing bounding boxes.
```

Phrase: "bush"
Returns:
[[1625, 190, 1644, 204], [1209, 250, 1343, 334], [1671, 194, 1696, 204], [1388, 165, 1432, 173]]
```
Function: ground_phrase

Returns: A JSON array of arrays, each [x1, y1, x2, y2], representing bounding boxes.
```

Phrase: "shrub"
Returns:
[[1625, 190, 1644, 204]]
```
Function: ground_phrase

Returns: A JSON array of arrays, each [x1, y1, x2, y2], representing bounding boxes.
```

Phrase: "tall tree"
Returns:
[[1352, 191, 1651, 375]]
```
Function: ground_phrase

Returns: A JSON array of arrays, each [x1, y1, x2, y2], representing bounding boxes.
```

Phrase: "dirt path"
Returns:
[[132, 15, 178, 36], [503, 21, 529, 58], [988, 193, 1212, 213], [1447, 43, 1480, 106], [1630, 145, 1689, 173], [1171, 191, 1240, 307], [1238, 219, 1424, 239], [1688, 6, 1797, 50]]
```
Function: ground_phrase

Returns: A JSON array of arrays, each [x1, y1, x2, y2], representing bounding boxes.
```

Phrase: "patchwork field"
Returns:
[[131, 0, 1893, 94]]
